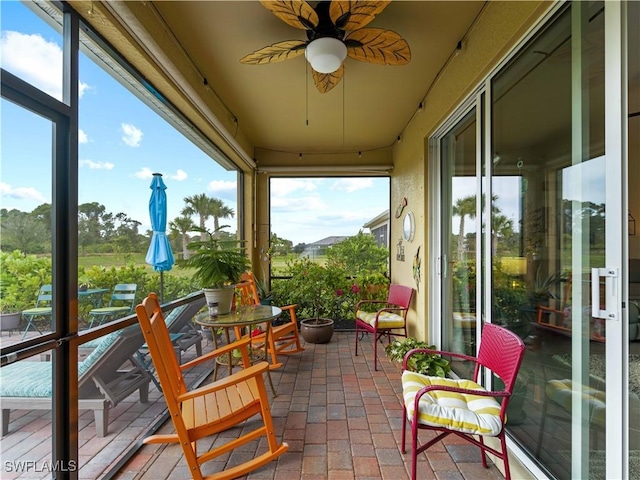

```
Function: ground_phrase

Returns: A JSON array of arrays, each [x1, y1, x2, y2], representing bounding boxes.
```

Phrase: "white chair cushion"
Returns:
[[546, 379, 606, 427], [356, 309, 405, 329], [402, 370, 503, 436]]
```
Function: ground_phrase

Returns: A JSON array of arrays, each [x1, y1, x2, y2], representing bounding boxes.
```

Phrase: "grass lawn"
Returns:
[[271, 254, 326, 275], [78, 253, 147, 268], [78, 253, 197, 278], [78, 252, 327, 277]]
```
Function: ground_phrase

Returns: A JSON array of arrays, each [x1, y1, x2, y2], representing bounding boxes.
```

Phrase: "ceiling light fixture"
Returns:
[[305, 37, 347, 74]]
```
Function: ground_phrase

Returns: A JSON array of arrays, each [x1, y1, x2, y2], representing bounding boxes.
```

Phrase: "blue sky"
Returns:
[[0, 1, 390, 246]]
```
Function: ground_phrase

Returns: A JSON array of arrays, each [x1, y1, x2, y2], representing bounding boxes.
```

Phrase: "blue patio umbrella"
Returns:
[[145, 173, 175, 303]]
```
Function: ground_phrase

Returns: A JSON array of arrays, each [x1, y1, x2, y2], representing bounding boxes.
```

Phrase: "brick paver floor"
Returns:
[[115, 331, 505, 480]]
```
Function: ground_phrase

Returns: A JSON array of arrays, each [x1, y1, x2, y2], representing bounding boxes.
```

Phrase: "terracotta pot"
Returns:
[[300, 318, 334, 344]]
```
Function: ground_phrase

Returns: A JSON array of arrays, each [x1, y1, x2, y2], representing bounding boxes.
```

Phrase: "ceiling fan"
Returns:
[[240, 0, 411, 93]]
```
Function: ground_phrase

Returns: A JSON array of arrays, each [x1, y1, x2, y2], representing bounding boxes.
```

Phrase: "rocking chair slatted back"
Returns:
[[135, 292, 288, 480]]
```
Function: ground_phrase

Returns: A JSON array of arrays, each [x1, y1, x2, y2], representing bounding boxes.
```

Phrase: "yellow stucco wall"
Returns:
[[391, 1, 553, 341]]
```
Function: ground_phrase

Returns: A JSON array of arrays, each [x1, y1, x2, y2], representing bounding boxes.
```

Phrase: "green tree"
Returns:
[[78, 202, 106, 255], [182, 193, 214, 241], [326, 231, 388, 276], [210, 197, 234, 236], [31, 203, 52, 237], [452, 195, 476, 260], [293, 243, 307, 254], [270, 233, 293, 256], [170, 215, 196, 259], [0, 209, 48, 254], [113, 212, 142, 251], [492, 213, 515, 256]]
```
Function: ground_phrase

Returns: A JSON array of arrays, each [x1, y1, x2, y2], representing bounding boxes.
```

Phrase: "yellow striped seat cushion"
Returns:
[[402, 371, 503, 436], [545, 379, 605, 427], [356, 310, 405, 329]]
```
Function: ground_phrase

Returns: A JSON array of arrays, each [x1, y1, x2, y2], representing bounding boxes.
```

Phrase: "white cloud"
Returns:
[[271, 195, 326, 212], [134, 167, 154, 179], [270, 178, 320, 198], [80, 159, 114, 170], [208, 179, 236, 193], [331, 178, 373, 193], [0, 182, 47, 203], [121, 123, 143, 147], [170, 169, 188, 181], [78, 129, 88, 144], [0, 31, 89, 100]]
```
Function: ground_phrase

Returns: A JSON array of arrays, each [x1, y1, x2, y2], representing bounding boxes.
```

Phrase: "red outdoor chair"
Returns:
[[401, 323, 526, 480], [355, 284, 413, 370]]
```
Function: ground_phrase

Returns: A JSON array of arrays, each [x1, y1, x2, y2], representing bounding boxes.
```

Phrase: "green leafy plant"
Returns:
[[178, 226, 250, 289], [530, 266, 566, 305], [271, 258, 355, 320], [0, 292, 21, 314], [384, 337, 451, 377], [354, 272, 389, 303]]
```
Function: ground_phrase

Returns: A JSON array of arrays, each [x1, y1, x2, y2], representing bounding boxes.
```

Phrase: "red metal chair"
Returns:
[[355, 284, 413, 370], [401, 323, 525, 480]]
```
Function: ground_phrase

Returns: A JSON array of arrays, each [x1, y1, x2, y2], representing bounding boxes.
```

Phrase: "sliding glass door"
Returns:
[[434, 2, 630, 478]]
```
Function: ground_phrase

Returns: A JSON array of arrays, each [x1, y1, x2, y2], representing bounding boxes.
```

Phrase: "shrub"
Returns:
[[271, 258, 355, 320]]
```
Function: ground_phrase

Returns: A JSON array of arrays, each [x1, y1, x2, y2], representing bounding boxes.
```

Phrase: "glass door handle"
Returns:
[[591, 267, 619, 320]]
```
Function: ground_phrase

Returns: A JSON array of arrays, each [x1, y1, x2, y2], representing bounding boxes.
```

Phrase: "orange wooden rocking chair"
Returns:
[[235, 272, 304, 366], [135, 292, 288, 480]]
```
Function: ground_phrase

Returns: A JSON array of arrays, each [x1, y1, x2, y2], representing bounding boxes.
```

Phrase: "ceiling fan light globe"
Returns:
[[305, 37, 347, 74]]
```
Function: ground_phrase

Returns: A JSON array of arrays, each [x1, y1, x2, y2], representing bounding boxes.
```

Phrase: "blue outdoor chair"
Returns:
[[21, 284, 53, 339], [88, 284, 137, 328]]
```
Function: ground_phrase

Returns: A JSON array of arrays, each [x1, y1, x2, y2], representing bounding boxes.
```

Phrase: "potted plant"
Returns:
[[384, 337, 451, 376], [178, 226, 251, 314], [271, 258, 355, 342], [254, 276, 273, 305], [0, 294, 22, 334]]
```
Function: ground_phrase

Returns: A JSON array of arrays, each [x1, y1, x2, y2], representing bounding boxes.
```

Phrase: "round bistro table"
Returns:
[[195, 305, 282, 395]]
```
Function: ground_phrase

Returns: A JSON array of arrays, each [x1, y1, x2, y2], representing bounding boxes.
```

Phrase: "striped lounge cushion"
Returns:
[[356, 310, 404, 329], [545, 379, 605, 427], [402, 370, 503, 436]]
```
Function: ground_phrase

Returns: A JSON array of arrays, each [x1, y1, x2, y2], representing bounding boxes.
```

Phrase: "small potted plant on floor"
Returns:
[[384, 337, 451, 376], [178, 226, 250, 314]]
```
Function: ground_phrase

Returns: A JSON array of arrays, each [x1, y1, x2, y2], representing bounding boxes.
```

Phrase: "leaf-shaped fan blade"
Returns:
[[346, 28, 410, 65], [240, 40, 307, 65], [260, 0, 319, 30], [329, 1, 391, 31], [312, 65, 344, 93]]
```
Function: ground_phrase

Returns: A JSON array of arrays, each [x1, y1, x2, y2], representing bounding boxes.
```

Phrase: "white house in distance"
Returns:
[[363, 210, 390, 248]]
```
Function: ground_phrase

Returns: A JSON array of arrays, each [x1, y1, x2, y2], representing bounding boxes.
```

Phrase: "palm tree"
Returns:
[[452, 195, 477, 260], [182, 194, 214, 241], [491, 213, 514, 256], [170, 215, 196, 260], [210, 198, 235, 237]]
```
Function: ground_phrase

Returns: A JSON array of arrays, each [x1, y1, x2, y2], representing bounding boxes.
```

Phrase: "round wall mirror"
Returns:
[[403, 211, 415, 242]]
